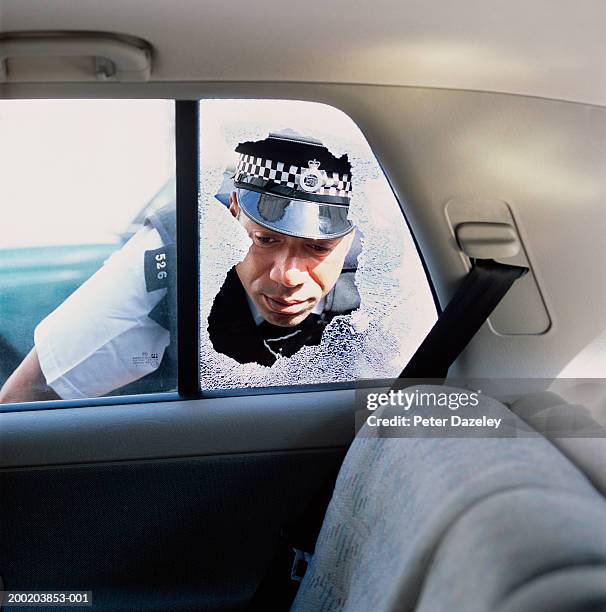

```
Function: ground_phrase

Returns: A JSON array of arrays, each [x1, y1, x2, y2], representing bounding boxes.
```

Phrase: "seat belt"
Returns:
[[399, 258, 528, 379], [248, 258, 528, 611], [248, 474, 338, 611]]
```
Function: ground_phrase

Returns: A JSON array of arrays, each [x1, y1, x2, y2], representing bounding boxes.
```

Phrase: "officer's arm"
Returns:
[[0, 348, 60, 403]]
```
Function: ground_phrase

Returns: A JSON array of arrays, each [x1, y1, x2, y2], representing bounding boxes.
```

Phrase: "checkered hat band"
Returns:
[[236, 154, 352, 198]]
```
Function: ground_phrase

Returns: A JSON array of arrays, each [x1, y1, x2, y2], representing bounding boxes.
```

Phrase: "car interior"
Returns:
[[1, 1, 606, 611]]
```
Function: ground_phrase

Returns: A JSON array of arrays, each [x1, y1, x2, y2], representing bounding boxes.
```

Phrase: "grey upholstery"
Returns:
[[292, 386, 606, 612], [509, 391, 606, 497]]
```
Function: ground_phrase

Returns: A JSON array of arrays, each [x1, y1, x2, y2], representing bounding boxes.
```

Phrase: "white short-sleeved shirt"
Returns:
[[35, 225, 328, 399], [35, 226, 170, 399]]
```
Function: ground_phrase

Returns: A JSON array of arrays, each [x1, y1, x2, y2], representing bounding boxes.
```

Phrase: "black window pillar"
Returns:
[[175, 101, 200, 398]]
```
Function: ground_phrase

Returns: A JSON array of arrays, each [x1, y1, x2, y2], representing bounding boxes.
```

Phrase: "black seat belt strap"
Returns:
[[248, 473, 339, 611], [399, 259, 528, 379]]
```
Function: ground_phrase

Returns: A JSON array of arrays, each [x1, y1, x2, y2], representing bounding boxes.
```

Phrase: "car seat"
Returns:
[[292, 385, 606, 612]]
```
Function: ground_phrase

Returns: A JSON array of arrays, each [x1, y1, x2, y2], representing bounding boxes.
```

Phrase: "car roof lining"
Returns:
[[2, 0, 606, 108]]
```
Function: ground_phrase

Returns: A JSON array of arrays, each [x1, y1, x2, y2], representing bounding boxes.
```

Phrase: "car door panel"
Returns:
[[0, 391, 356, 611]]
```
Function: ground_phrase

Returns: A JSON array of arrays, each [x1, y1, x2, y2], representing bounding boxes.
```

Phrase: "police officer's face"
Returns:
[[229, 194, 355, 327]]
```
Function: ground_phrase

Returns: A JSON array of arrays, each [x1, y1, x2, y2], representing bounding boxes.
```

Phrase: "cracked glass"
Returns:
[[199, 100, 436, 390]]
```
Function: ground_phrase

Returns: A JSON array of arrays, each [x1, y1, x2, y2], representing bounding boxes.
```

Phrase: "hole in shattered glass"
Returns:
[[199, 100, 436, 391]]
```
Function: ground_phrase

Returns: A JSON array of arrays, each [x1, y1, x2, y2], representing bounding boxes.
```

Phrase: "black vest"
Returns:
[[120, 203, 360, 393]]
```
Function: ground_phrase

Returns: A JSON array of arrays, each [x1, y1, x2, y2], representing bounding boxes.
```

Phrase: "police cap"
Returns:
[[233, 132, 354, 240]]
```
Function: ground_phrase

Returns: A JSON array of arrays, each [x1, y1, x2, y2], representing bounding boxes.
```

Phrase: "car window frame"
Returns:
[[0, 99, 438, 412]]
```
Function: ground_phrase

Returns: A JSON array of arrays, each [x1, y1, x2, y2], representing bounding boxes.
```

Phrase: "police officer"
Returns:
[[0, 132, 359, 402], [208, 132, 360, 366]]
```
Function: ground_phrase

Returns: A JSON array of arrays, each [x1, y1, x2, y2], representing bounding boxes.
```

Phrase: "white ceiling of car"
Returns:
[[1, 0, 605, 107]]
